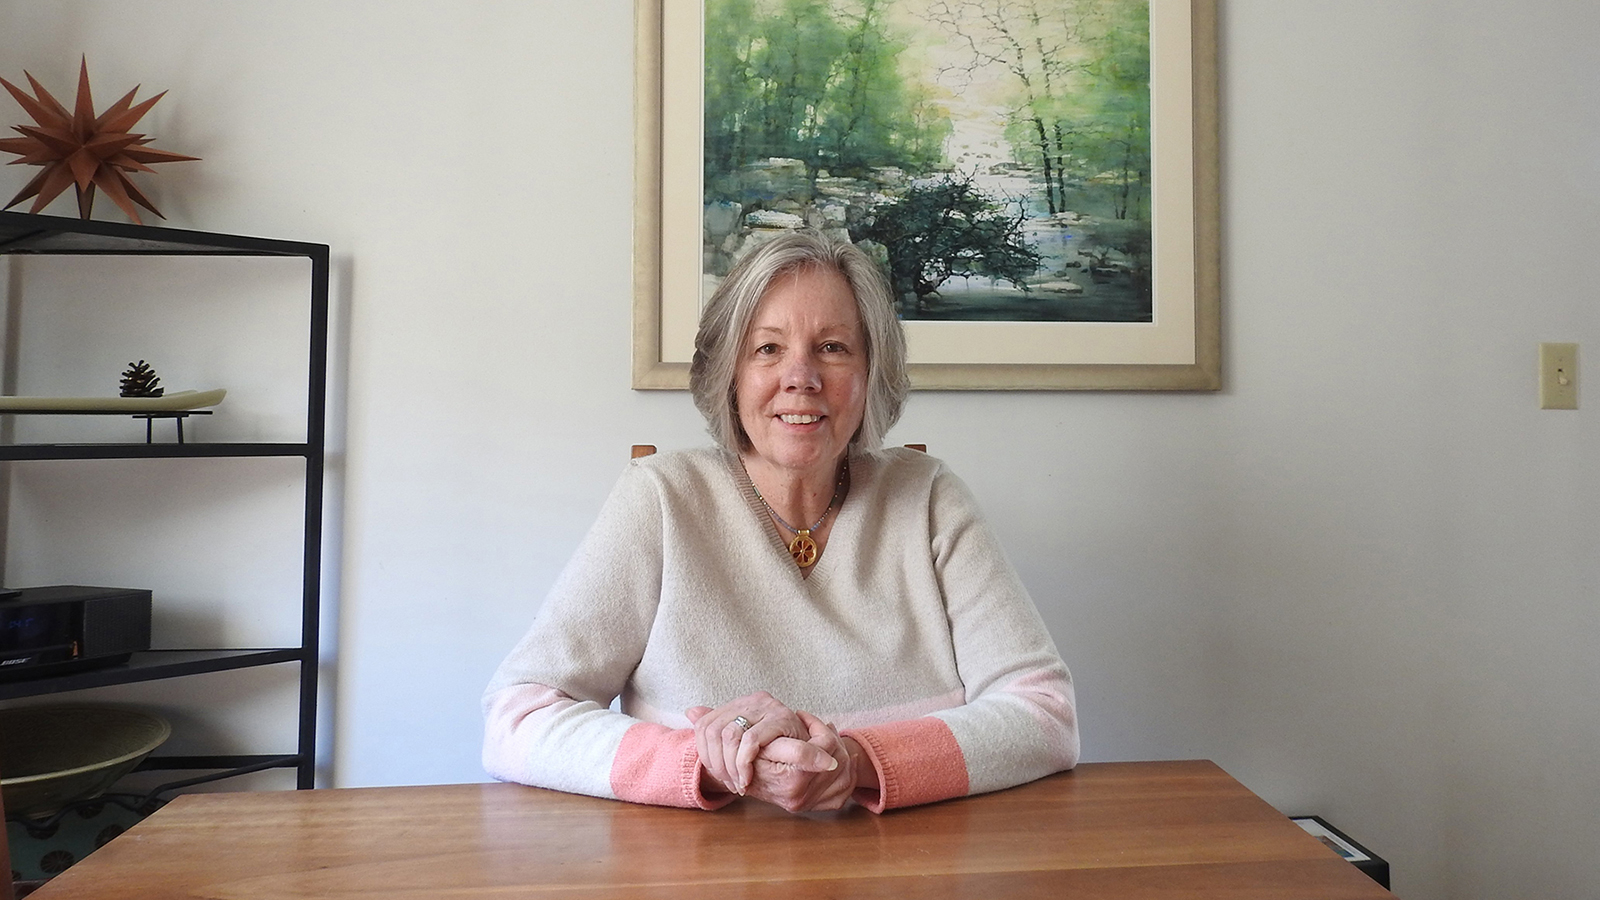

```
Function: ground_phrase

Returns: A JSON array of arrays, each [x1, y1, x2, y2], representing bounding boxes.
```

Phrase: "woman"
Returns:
[[483, 231, 1077, 813]]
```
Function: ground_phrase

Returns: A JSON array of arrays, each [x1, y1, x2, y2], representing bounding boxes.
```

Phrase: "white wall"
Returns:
[[1, 3, 1597, 898]]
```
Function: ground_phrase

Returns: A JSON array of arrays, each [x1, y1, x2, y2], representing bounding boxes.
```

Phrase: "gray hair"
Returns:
[[690, 230, 909, 452]]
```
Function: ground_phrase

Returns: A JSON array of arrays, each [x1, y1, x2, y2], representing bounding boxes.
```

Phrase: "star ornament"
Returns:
[[0, 57, 198, 224]]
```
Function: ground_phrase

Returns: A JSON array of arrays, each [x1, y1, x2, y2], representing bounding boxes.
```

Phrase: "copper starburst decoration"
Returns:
[[0, 57, 198, 224]]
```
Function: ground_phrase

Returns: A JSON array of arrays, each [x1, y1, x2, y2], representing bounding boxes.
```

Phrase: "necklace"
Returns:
[[746, 459, 849, 568]]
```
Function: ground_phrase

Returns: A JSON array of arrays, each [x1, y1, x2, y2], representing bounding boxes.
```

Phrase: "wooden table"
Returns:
[[26, 760, 1393, 899]]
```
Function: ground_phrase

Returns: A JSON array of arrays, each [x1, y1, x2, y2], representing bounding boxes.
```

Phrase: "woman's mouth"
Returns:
[[779, 414, 822, 424]]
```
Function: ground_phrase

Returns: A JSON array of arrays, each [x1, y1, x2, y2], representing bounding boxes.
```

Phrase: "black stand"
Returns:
[[131, 410, 212, 443]]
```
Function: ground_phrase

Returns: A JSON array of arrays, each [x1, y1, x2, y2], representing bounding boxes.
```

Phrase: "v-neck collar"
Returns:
[[726, 448, 861, 588]]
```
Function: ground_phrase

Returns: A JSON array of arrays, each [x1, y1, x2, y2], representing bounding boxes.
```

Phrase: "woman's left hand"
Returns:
[[739, 710, 855, 812], [687, 691, 832, 795]]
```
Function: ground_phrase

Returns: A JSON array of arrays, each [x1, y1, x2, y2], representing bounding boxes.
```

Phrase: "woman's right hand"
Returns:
[[739, 710, 854, 812], [687, 691, 832, 795]]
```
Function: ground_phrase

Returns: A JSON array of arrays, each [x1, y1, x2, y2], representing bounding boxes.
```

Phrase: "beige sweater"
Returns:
[[483, 446, 1078, 811]]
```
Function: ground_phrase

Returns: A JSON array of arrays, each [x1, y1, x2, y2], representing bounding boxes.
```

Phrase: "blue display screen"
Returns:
[[0, 604, 72, 654]]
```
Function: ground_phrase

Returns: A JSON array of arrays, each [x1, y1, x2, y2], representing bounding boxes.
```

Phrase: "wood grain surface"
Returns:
[[27, 760, 1394, 899]]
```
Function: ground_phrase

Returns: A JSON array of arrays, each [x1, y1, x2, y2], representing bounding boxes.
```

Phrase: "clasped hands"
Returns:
[[687, 691, 866, 812]]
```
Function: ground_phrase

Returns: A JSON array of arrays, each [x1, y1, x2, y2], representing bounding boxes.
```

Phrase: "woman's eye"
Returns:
[[821, 342, 847, 353], [755, 343, 778, 355]]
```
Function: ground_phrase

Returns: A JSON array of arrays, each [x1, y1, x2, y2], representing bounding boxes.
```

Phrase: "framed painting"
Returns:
[[634, 0, 1218, 390]]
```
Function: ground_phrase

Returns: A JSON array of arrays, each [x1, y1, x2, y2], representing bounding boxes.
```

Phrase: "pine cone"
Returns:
[[120, 360, 165, 398]]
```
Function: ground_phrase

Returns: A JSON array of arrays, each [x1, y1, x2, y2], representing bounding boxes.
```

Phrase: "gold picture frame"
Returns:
[[633, 0, 1219, 391]]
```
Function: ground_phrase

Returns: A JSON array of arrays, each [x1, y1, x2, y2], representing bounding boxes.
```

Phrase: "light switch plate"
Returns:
[[1539, 342, 1578, 409]]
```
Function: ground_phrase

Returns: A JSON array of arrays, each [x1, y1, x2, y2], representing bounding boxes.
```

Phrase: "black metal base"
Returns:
[[131, 410, 212, 443]]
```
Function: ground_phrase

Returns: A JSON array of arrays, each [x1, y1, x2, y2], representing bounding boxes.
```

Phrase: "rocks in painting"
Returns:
[[800, 202, 849, 236], [1033, 280, 1085, 294], [704, 158, 915, 276], [869, 166, 908, 190], [813, 205, 852, 243], [744, 209, 805, 229], [814, 174, 868, 201], [717, 157, 811, 205], [704, 201, 743, 242], [750, 157, 808, 178], [724, 227, 793, 268], [704, 201, 747, 276], [987, 160, 1034, 177]]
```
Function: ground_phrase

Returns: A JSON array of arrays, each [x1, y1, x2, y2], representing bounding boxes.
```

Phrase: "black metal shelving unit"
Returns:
[[0, 210, 327, 790]]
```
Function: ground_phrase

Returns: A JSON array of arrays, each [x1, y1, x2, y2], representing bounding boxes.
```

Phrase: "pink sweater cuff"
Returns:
[[843, 717, 969, 812], [611, 721, 736, 810]]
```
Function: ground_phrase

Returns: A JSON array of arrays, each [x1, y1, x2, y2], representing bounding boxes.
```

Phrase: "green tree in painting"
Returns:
[[926, 0, 1151, 224], [704, 0, 949, 195], [852, 175, 1040, 310], [705, 0, 835, 180], [817, 0, 947, 175], [926, 0, 1082, 215], [704, 0, 761, 180], [751, 0, 846, 168], [1050, 0, 1151, 221]]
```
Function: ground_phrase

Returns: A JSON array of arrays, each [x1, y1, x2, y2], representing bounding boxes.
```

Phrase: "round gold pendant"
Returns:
[[788, 531, 818, 568]]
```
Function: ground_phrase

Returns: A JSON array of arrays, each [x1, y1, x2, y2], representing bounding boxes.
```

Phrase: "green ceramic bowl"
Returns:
[[0, 705, 171, 817]]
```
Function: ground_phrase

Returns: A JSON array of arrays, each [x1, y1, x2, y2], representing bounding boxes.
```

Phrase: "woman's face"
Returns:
[[735, 265, 868, 480]]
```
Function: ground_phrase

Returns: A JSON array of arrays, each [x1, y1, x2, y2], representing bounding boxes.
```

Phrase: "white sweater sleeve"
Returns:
[[843, 465, 1078, 810], [927, 467, 1079, 792], [481, 464, 729, 808]]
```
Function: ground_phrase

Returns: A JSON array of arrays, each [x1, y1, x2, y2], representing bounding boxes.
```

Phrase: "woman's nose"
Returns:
[[781, 352, 821, 391]]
